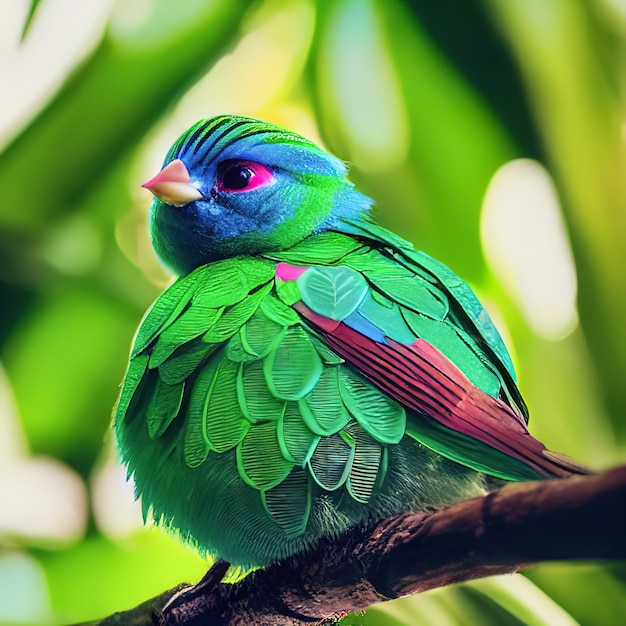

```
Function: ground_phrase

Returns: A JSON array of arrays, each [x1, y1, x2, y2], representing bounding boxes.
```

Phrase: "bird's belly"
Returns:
[[118, 417, 487, 569]]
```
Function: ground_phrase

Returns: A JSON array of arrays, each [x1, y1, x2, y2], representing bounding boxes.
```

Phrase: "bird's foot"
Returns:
[[155, 559, 230, 625]]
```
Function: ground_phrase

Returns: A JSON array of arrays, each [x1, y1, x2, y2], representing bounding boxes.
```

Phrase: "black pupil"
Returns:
[[222, 163, 253, 190]]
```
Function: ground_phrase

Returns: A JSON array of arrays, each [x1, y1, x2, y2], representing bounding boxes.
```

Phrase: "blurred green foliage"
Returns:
[[0, 0, 624, 624]]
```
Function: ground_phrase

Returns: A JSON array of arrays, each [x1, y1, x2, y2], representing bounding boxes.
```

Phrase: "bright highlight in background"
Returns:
[[0, 0, 114, 148], [319, 0, 409, 171], [481, 159, 578, 341]]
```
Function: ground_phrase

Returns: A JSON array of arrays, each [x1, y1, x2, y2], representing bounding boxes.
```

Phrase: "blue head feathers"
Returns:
[[143, 115, 372, 274]]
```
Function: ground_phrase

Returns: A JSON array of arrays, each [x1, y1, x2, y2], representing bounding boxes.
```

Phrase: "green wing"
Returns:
[[337, 218, 527, 420], [268, 230, 548, 482]]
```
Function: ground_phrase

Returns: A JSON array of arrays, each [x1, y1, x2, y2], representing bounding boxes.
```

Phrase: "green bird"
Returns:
[[114, 115, 584, 571]]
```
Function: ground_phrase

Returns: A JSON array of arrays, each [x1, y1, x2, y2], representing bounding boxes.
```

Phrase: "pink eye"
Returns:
[[216, 160, 274, 193]]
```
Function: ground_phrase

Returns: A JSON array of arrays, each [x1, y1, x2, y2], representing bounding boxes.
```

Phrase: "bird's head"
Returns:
[[142, 115, 373, 275]]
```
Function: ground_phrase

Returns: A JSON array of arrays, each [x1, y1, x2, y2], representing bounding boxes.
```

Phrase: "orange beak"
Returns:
[[142, 159, 203, 206]]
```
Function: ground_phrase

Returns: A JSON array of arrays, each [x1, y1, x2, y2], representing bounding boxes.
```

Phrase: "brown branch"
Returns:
[[96, 465, 626, 626]]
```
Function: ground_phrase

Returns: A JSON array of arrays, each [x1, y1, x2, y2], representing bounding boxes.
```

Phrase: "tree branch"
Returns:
[[96, 465, 626, 626]]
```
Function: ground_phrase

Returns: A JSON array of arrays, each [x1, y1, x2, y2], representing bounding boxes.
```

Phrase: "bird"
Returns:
[[114, 114, 586, 572]]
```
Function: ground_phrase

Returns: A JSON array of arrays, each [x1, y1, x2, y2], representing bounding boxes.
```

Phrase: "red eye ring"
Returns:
[[216, 160, 274, 193]]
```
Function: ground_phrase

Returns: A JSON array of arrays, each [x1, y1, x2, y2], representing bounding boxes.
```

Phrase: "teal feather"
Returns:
[[262, 468, 312, 539], [263, 326, 323, 400], [277, 402, 319, 465], [339, 368, 406, 445], [298, 366, 350, 436], [238, 360, 285, 423]]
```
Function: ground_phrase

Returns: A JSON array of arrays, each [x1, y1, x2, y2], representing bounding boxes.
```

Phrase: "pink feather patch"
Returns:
[[276, 262, 308, 281]]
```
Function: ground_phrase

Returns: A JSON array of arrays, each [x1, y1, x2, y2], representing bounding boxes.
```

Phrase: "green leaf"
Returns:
[[345, 422, 383, 504], [264, 326, 323, 400], [132, 267, 212, 357], [356, 294, 416, 344], [0, 0, 248, 231], [299, 366, 350, 435], [115, 354, 149, 424], [237, 257, 277, 287], [236, 422, 293, 490], [239, 310, 286, 358], [309, 334, 345, 364], [339, 217, 413, 251], [345, 248, 449, 321], [267, 231, 363, 264], [275, 278, 302, 306], [277, 402, 319, 464], [260, 293, 301, 326], [406, 249, 515, 379], [149, 305, 223, 368], [225, 333, 258, 363], [238, 360, 286, 423], [204, 358, 249, 453], [146, 377, 184, 439], [157, 339, 219, 385], [202, 283, 271, 343], [191, 264, 248, 308], [402, 309, 501, 398], [21, 0, 42, 41], [307, 431, 354, 491], [262, 467, 312, 539], [297, 265, 369, 321], [375, 275, 448, 322], [184, 358, 219, 468], [4, 286, 138, 466], [147, 258, 274, 366], [339, 368, 406, 445]]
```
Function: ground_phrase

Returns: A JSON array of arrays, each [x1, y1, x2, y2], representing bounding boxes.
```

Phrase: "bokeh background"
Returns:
[[0, 0, 625, 624]]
